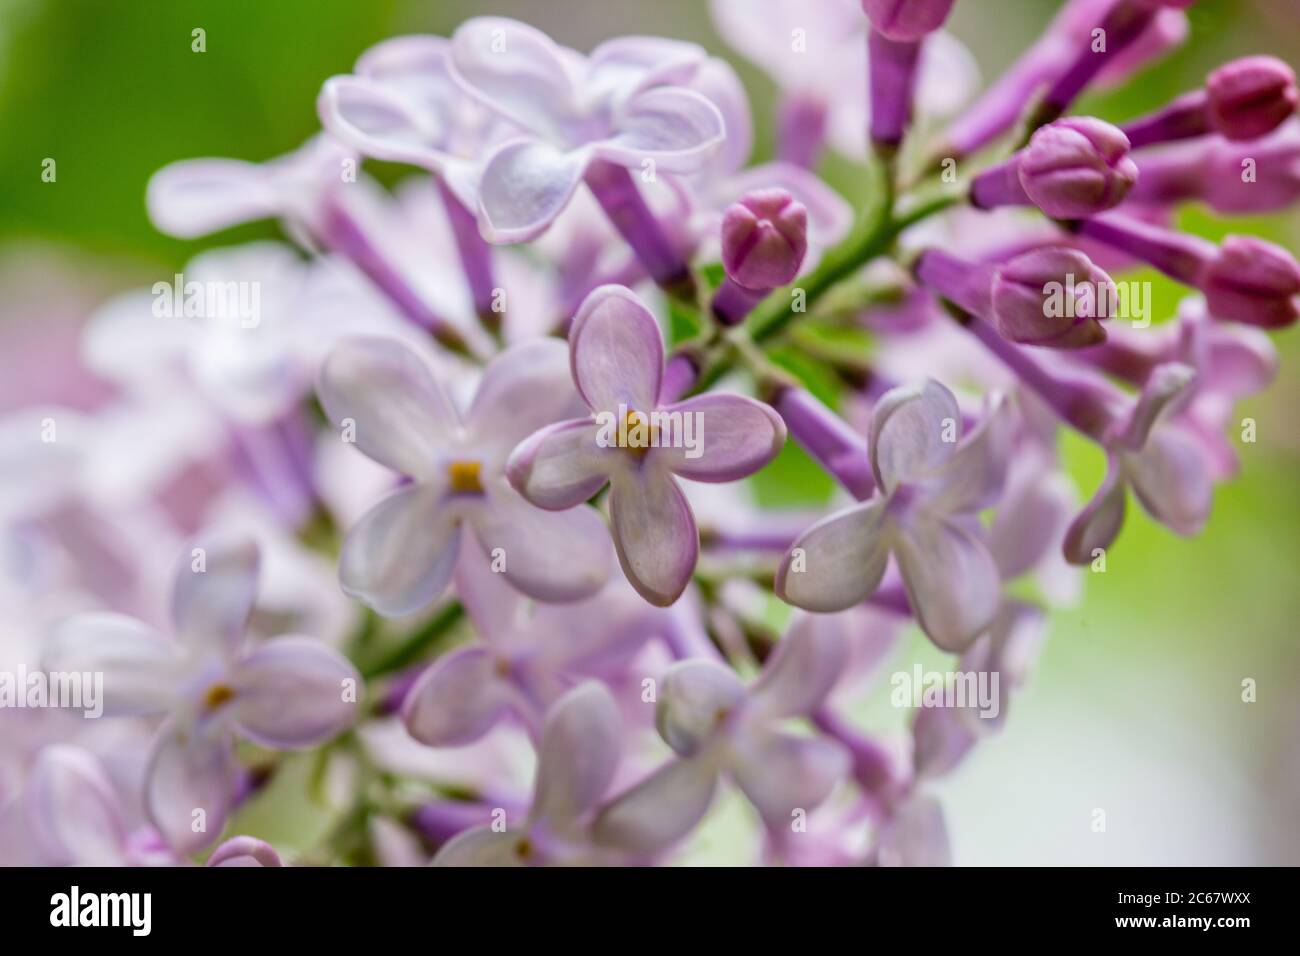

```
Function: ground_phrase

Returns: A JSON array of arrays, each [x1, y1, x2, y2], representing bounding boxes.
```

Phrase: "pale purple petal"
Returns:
[[587, 35, 708, 100], [873, 794, 951, 866], [749, 613, 847, 719], [893, 515, 1002, 651], [532, 683, 623, 827], [339, 485, 462, 617], [870, 379, 961, 492], [402, 646, 512, 747], [147, 159, 279, 238], [432, 826, 526, 866], [229, 637, 361, 749], [568, 285, 664, 413], [318, 75, 449, 170], [1063, 456, 1127, 564], [506, 418, 616, 509], [207, 836, 283, 867], [730, 731, 850, 830], [172, 533, 260, 659], [469, 488, 612, 601], [608, 465, 698, 607], [925, 392, 1013, 514], [592, 756, 719, 854], [775, 500, 891, 613], [656, 660, 746, 756], [656, 394, 786, 482], [476, 139, 591, 243], [1119, 361, 1196, 450], [145, 721, 239, 854], [596, 87, 725, 173], [27, 746, 128, 867], [42, 613, 183, 717], [466, 338, 587, 457], [318, 336, 460, 481], [1125, 427, 1213, 536]]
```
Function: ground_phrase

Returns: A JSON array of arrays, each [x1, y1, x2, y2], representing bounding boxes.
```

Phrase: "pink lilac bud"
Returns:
[[1200, 236, 1300, 329], [1206, 55, 1299, 141], [991, 248, 1115, 348], [721, 190, 809, 291], [1128, 123, 1300, 212], [862, 0, 956, 42], [971, 118, 1137, 219]]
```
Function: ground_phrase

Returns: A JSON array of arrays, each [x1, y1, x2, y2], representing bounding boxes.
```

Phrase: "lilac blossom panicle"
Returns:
[[9, 0, 1299, 870]]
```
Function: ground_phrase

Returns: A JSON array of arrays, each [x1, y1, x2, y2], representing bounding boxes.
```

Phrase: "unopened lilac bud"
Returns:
[[1018, 118, 1138, 220], [1200, 236, 1300, 329], [721, 189, 808, 292], [991, 248, 1116, 348], [1206, 56, 1298, 142], [861, 0, 956, 42]]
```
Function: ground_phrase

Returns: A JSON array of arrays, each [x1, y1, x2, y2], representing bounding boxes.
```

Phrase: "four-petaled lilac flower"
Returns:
[[318, 336, 614, 616], [432, 682, 632, 866], [592, 614, 850, 853], [777, 379, 1012, 651], [447, 17, 725, 242], [507, 285, 787, 606], [41, 537, 359, 852], [1064, 362, 1212, 563]]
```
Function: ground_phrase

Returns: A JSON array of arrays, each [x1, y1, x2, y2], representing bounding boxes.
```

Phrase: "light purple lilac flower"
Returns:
[[507, 286, 785, 606], [317, 336, 613, 615], [41, 537, 359, 851], [776, 379, 1012, 651]]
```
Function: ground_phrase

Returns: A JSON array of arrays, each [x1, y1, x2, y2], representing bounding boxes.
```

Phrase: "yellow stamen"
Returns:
[[621, 410, 657, 453], [204, 683, 236, 711], [447, 459, 484, 493]]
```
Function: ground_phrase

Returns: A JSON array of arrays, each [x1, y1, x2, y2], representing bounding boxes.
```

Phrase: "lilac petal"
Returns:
[[686, 57, 753, 172], [989, 449, 1075, 581], [587, 36, 708, 99], [532, 683, 623, 827], [958, 600, 1047, 733], [1063, 456, 1127, 564], [569, 285, 664, 414], [926, 392, 1013, 514], [1198, 322, 1278, 397], [911, 703, 977, 779], [146, 159, 279, 238], [609, 465, 699, 607], [657, 394, 786, 482], [597, 88, 725, 174], [506, 418, 615, 510], [145, 720, 238, 854], [749, 613, 847, 719], [318, 75, 448, 171], [42, 613, 183, 717], [318, 336, 460, 481], [477, 139, 591, 243], [893, 515, 1002, 652], [730, 731, 850, 830], [207, 836, 283, 867], [453, 537, 527, 643], [874, 794, 952, 866], [466, 338, 587, 457], [27, 746, 128, 867], [870, 379, 962, 492], [339, 485, 462, 617], [432, 825, 526, 867], [469, 489, 612, 601], [1119, 361, 1196, 450], [775, 500, 891, 612], [724, 161, 853, 249], [449, 17, 581, 142], [229, 637, 360, 749], [592, 756, 719, 854], [1125, 428, 1213, 536], [402, 646, 512, 747], [656, 660, 746, 756], [172, 533, 260, 659]]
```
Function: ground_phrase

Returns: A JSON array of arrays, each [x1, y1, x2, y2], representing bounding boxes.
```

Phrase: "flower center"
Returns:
[[620, 410, 657, 455], [204, 683, 236, 712], [447, 459, 484, 493]]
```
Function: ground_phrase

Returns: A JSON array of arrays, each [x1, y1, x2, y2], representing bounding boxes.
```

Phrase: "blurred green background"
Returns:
[[1, 0, 1297, 864]]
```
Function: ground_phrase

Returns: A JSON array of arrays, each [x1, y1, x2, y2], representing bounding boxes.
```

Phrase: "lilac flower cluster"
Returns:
[[2, 0, 1296, 867]]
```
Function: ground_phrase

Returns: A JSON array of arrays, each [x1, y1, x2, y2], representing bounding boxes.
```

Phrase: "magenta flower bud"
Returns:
[[721, 189, 809, 292], [991, 248, 1116, 348], [861, 0, 956, 42], [1205, 55, 1299, 142], [1018, 118, 1138, 219], [1200, 236, 1300, 329]]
